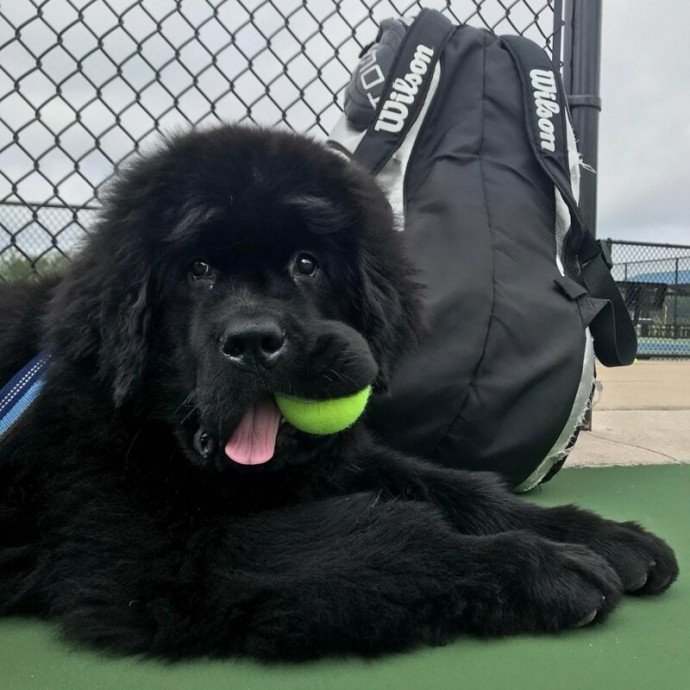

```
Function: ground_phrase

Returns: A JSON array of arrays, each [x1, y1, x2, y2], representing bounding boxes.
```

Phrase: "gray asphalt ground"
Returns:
[[568, 360, 690, 468]]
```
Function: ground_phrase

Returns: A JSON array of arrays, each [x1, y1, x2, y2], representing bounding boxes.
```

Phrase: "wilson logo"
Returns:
[[530, 68, 560, 152], [374, 44, 434, 134]]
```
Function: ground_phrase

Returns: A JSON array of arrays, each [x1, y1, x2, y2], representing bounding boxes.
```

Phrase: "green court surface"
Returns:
[[1, 465, 688, 690]]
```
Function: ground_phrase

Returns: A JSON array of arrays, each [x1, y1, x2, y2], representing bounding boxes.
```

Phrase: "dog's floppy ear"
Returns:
[[98, 258, 152, 406], [357, 245, 421, 393], [326, 163, 423, 393], [350, 185, 422, 393], [45, 223, 152, 407]]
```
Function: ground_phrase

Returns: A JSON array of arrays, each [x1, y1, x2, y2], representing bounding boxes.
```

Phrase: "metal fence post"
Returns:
[[562, 0, 603, 237], [561, 0, 603, 432]]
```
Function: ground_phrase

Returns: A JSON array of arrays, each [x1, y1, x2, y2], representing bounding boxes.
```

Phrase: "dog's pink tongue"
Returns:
[[224, 398, 281, 465]]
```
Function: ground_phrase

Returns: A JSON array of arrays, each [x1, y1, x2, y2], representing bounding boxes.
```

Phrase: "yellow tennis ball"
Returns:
[[274, 386, 372, 435]]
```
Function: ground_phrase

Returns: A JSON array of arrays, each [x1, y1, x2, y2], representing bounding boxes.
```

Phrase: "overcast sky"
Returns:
[[598, 0, 690, 245], [1, 0, 688, 256]]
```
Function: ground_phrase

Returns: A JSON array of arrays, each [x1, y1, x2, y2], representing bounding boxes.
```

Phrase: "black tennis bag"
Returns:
[[328, 9, 636, 491]]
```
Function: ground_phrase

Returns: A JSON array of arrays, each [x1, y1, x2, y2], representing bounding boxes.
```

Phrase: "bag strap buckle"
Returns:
[[598, 239, 613, 270]]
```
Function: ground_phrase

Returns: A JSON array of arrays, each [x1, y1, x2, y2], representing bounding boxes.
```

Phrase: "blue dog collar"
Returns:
[[0, 352, 52, 442]]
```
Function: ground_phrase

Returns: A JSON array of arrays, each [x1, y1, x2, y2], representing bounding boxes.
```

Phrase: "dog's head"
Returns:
[[47, 125, 420, 471]]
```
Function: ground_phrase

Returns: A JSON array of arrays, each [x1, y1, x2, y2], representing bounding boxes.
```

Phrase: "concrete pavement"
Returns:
[[567, 361, 690, 468]]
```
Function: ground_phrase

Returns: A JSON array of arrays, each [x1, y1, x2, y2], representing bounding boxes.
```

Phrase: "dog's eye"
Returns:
[[190, 260, 212, 280], [294, 252, 319, 277]]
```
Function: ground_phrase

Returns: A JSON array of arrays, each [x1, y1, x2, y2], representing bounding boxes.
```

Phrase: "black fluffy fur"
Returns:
[[0, 124, 678, 661]]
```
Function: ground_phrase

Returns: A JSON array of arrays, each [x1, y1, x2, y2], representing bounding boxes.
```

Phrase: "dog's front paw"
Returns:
[[465, 531, 624, 636], [587, 521, 679, 595]]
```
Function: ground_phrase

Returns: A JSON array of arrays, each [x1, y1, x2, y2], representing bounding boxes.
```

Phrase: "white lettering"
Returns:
[[410, 58, 428, 75], [391, 77, 418, 99], [390, 91, 415, 105], [535, 99, 560, 118], [375, 100, 409, 133], [538, 118, 555, 135], [374, 44, 434, 133], [530, 69, 557, 94], [529, 68, 560, 152], [415, 44, 434, 59]]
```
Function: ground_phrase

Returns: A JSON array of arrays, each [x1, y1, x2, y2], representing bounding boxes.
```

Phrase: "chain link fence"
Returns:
[[4, 2, 687, 361], [608, 240, 690, 359], [1, 0, 561, 277]]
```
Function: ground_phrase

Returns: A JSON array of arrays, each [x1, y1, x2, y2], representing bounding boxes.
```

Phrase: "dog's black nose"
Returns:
[[221, 318, 286, 369]]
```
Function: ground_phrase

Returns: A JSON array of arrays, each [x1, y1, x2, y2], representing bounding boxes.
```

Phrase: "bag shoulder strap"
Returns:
[[578, 235, 638, 366], [502, 34, 637, 366], [351, 8, 455, 173]]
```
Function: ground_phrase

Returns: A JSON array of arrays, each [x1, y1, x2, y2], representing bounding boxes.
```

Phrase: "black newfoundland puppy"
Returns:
[[0, 124, 678, 660]]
